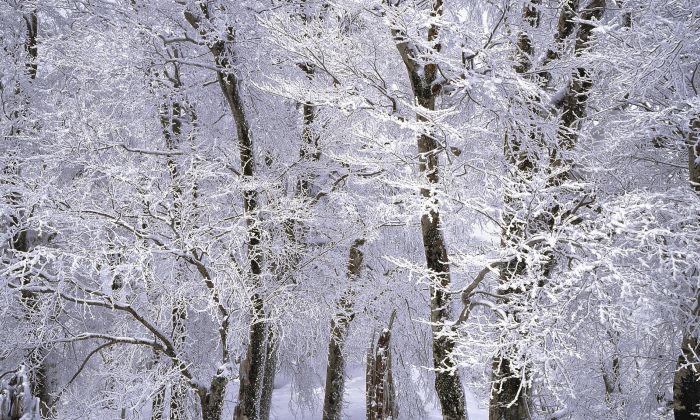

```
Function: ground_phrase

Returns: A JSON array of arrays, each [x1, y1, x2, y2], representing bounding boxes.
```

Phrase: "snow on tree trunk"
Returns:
[[0, 365, 41, 420], [322, 239, 365, 420], [492, 1, 605, 418], [673, 116, 700, 419], [366, 310, 398, 420], [5, 4, 50, 417], [385, 1, 467, 417]]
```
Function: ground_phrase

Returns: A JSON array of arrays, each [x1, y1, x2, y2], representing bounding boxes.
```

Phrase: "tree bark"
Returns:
[[322, 239, 365, 420], [182, 6, 270, 418], [157, 60, 191, 418], [366, 311, 398, 420], [386, 1, 466, 417], [198, 372, 227, 420], [259, 326, 278, 420], [7, 6, 50, 417], [150, 386, 165, 420], [493, 2, 605, 419], [674, 116, 700, 419]]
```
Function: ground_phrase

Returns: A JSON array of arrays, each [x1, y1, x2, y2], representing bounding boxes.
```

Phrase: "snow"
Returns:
[[267, 369, 488, 420]]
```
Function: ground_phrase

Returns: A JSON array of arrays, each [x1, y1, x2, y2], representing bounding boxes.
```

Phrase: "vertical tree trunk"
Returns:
[[150, 386, 165, 420], [489, 356, 530, 420], [366, 310, 398, 420], [169, 300, 188, 420], [7, 6, 50, 417], [212, 40, 268, 420], [674, 333, 700, 419], [322, 239, 365, 420], [259, 326, 278, 420], [366, 339, 375, 420], [493, 2, 605, 419], [491, 3, 540, 418], [0, 365, 41, 420], [386, 1, 467, 416], [157, 62, 191, 419], [198, 371, 227, 420], [182, 7, 268, 418], [674, 116, 700, 419]]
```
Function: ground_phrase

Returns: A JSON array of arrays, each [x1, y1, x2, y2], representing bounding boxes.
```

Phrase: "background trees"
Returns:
[[1, 0, 699, 419]]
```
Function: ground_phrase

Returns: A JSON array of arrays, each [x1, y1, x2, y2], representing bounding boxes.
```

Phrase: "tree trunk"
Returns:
[[322, 239, 365, 420], [674, 116, 700, 419], [259, 326, 278, 420], [387, 1, 466, 416], [674, 334, 700, 419], [213, 41, 269, 420], [169, 300, 188, 420], [157, 63, 192, 418], [366, 311, 398, 420], [492, 2, 605, 418], [0, 365, 41, 420], [7, 7, 50, 417], [322, 315, 351, 420], [150, 386, 165, 420], [182, 8, 269, 419], [489, 356, 530, 420], [198, 372, 227, 420]]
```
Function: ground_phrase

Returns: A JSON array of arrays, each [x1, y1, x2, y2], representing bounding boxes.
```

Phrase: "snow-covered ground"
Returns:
[[267, 370, 488, 420]]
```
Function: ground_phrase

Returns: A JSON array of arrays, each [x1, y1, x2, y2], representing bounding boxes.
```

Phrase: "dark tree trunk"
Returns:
[[0, 365, 41, 420], [169, 300, 188, 420], [151, 386, 165, 420], [386, 1, 467, 416], [674, 117, 700, 419], [198, 372, 227, 420], [7, 7, 50, 418], [259, 326, 278, 420], [489, 356, 530, 420], [366, 311, 398, 420], [674, 334, 700, 419], [183, 7, 269, 419], [322, 239, 365, 420], [322, 315, 351, 420], [157, 63, 191, 418], [492, 3, 605, 419]]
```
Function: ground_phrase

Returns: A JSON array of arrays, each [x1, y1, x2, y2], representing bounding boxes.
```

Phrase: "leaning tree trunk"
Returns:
[[386, 1, 466, 417], [673, 116, 700, 419], [322, 239, 365, 420]]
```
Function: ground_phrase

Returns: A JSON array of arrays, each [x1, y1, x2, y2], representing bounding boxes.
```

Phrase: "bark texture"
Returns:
[[385, 1, 466, 417], [492, 2, 605, 419], [7, 6, 50, 417], [673, 116, 700, 419], [322, 239, 365, 420], [366, 311, 398, 420], [0, 365, 41, 420]]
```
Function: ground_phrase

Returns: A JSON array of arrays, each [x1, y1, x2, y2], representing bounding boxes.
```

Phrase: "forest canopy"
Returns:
[[1, 0, 699, 419]]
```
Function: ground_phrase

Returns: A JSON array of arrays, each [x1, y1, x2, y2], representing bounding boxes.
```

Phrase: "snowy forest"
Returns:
[[1, 0, 699, 419]]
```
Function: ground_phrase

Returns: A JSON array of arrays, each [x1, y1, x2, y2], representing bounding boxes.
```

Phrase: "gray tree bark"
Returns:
[[322, 239, 365, 420], [386, 1, 467, 417], [366, 311, 398, 420], [492, 2, 605, 419], [6, 5, 51, 417], [673, 116, 700, 419]]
